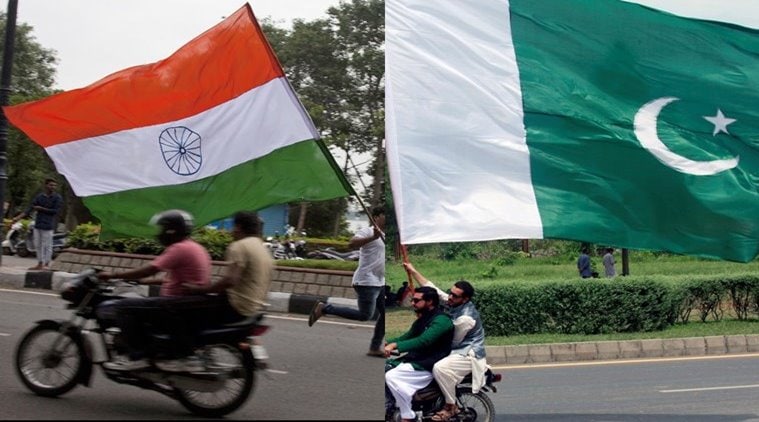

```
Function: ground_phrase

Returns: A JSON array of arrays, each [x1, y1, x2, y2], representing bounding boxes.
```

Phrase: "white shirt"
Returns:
[[351, 226, 385, 287]]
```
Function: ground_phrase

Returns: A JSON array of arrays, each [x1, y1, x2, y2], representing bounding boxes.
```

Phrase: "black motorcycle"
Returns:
[[387, 366, 501, 422], [14, 268, 269, 418]]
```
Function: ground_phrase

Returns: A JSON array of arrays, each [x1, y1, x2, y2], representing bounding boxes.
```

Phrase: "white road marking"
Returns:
[[265, 369, 289, 375], [661, 384, 759, 393], [0, 332, 10, 337], [0, 288, 57, 297]]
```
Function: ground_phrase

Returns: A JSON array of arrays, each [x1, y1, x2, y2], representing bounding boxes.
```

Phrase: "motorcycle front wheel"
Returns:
[[457, 391, 495, 422], [15, 325, 85, 397], [175, 344, 256, 418], [16, 244, 30, 258]]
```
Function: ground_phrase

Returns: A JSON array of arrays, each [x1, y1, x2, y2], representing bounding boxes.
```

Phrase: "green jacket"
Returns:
[[387, 308, 453, 371]]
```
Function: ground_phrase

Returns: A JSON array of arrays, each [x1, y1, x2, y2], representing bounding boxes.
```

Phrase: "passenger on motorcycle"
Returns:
[[385, 286, 454, 422], [96, 209, 212, 371], [182, 211, 274, 364], [404, 263, 488, 422]]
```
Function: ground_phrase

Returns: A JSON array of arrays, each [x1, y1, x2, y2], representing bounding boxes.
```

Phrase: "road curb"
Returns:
[[486, 334, 759, 365]]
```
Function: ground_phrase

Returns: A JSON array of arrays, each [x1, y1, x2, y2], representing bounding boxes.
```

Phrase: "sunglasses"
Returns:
[[447, 290, 463, 299], [411, 298, 424, 303]]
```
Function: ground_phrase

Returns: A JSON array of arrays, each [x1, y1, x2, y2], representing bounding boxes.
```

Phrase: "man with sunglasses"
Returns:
[[385, 286, 454, 422], [403, 263, 488, 422]]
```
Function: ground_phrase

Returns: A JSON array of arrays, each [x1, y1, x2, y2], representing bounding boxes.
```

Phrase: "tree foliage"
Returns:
[[262, 0, 385, 236], [0, 13, 61, 220]]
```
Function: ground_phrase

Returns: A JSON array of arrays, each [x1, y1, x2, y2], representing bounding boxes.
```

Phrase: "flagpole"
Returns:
[[0, 0, 19, 267]]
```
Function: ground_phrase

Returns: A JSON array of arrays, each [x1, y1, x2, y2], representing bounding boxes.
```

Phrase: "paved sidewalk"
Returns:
[[3, 263, 758, 365]]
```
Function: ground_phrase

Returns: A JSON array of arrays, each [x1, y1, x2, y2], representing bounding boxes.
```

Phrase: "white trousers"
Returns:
[[34, 229, 53, 265], [433, 353, 475, 404], [385, 363, 433, 419]]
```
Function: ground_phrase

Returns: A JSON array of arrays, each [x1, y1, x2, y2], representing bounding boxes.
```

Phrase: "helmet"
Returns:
[[150, 209, 193, 244]]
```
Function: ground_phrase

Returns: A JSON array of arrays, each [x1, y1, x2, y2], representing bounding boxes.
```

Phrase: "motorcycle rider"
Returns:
[[403, 262, 488, 422], [385, 286, 454, 422], [96, 209, 212, 371]]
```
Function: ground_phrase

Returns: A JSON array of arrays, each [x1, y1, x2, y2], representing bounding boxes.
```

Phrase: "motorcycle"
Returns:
[[14, 268, 270, 418], [264, 237, 306, 260], [2, 221, 24, 256], [387, 359, 501, 422], [3, 221, 68, 258], [306, 246, 359, 261]]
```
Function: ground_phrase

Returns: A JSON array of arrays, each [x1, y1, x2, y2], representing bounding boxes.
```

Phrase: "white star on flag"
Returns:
[[703, 109, 736, 136]]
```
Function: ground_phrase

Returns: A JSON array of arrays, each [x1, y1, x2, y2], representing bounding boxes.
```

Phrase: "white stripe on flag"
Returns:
[[47, 77, 319, 197], [386, 0, 542, 244]]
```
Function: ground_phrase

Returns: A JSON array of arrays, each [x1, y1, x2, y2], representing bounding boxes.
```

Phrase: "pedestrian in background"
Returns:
[[603, 247, 616, 277], [577, 247, 592, 279], [12, 178, 63, 271], [308, 206, 386, 358]]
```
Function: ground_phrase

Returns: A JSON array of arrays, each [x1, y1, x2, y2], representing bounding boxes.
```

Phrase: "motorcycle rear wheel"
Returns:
[[457, 391, 495, 422], [15, 325, 85, 397], [175, 344, 255, 418]]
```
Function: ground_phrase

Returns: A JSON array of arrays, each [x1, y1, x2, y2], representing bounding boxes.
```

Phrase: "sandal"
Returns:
[[430, 407, 460, 422]]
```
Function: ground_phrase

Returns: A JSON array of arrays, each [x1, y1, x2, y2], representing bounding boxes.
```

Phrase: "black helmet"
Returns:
[[150, 209, 193, 244]]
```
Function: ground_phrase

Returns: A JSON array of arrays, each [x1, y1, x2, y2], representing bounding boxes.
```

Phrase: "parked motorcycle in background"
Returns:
[[263, 232, 307, 260], [306, 246, 359, 261], [2, 221, 25, 256], [3, 221, 68, 258]]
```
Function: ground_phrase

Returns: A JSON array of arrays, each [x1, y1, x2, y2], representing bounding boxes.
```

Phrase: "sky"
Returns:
[[5, 0, 758, 92], [5, 0, 342, 90]]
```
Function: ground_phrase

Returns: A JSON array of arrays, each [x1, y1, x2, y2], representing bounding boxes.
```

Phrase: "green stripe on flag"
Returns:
[[85, 140, 351, 239], [510, 0, 759, 262]]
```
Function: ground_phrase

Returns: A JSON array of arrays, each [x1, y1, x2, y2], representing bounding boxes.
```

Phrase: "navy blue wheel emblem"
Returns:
[[159, 126, 202, 176]]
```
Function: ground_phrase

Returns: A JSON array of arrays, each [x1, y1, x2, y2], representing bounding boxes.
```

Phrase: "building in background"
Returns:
[[207, 204, 289, 237]]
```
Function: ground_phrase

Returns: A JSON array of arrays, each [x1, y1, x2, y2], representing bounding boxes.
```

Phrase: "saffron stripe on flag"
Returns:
[[3, 5, 283, 147]]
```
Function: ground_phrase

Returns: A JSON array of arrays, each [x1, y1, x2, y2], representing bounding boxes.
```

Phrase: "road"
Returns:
[[5, 254, 759, 420], [0, 287, 382, 420], [493, 357, 759, 421]]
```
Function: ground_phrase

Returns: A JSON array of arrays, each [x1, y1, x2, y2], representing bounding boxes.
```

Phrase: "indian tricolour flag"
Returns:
[[4, 4, 352, 239], [386, 0, 759, 262]]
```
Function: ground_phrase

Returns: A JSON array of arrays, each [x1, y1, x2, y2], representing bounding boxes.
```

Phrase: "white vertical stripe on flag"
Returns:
[[47, 78, 319, 197], [386, 0, 543, 244]]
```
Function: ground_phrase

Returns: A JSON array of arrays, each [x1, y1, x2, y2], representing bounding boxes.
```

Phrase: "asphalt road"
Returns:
[[0, 287, 383, 420], [492, 357, 759, 421]]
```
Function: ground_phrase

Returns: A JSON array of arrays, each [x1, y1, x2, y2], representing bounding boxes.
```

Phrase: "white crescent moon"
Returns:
[[633, 97, 738, 176]]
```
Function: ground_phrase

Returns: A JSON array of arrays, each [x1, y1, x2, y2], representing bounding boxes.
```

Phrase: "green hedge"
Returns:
[[474, 274, 759, 336]]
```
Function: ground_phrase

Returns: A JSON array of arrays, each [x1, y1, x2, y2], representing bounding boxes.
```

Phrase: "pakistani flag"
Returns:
[[4, 4, 352, 239], [386, 0, 759, 262]]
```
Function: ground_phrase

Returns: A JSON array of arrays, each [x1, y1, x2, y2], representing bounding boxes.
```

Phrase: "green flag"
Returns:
[[386, 0, 759, 262]]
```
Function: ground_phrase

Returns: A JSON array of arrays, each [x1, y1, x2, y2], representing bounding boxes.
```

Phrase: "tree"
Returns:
[[262, 0, 384, 236], [0, 14, 61, 220]]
